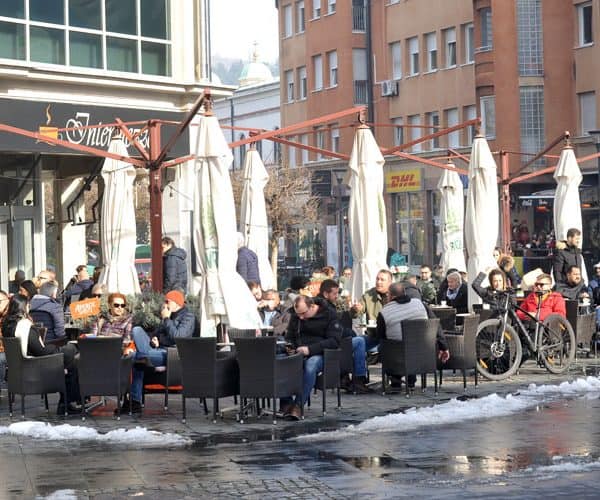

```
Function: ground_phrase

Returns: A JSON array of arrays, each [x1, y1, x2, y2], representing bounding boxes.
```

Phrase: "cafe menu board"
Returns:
[[69, 298, 101, 320]]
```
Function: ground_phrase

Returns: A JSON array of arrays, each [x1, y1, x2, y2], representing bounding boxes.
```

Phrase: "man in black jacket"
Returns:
[[162, 236, 188, 293], [282, 295, 342, 419], [553, 228, 583, 287]]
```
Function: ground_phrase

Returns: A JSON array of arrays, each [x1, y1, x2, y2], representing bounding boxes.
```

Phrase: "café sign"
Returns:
[[385, 168, 422, 193]]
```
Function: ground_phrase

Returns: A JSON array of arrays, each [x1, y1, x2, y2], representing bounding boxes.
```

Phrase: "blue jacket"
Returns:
[[30, 295, 65, 341], [163, 247, 188, 293], [157, 306, 197, 347], [236, 246, 260, 284]]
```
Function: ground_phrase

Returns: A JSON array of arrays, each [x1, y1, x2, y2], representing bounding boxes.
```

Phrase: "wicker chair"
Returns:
[[2, 337, 66, 418], [313, 347, 342, 415], [175, 337, 239, 423], [438, 314, 479, 390], [380, 318, 439, 397], [235, 337, 304, 424], [77, 336, 134, 420]]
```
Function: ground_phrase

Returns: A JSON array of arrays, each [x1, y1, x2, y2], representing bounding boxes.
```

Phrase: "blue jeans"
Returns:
[[130, 326, 167, 402], [352, 336, 367, 377], [364, 335, 379, 352], [281, 354, 324, 407]]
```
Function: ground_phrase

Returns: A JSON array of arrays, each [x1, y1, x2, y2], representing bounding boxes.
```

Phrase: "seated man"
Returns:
[[29, 280, 65, 342], [439, 271, 468, 314], [62, 265, 94, 309], [517, 273, 566, 322], [319, 280, 371, 394], [124, 290, 196, 414], [282, 295, 342, 420], [258, 289, 289, 336], [555, 265, 588, 302]]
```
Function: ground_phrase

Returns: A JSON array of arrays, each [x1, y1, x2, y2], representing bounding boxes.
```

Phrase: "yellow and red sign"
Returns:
[[385, 169, 422, 193], [69, 298, 101, 320]]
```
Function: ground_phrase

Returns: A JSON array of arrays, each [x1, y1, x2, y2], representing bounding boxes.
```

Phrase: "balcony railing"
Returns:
[[352, 1, 365, 31], [353, 80, 367, 105]]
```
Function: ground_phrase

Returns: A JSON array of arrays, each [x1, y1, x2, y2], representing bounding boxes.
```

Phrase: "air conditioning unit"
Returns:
[[381, 79, 398, 97]]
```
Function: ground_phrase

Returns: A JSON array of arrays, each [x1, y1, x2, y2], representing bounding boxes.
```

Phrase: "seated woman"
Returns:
[[472, 268, 507, 306], [516, 273, 566, 322], [2, 294, 80, 414], [91, 293, 133, 341], [18, 280, 38, 301]]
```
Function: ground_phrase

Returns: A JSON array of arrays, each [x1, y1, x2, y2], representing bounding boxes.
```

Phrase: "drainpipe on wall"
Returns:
[[365, 0, 374, 126]]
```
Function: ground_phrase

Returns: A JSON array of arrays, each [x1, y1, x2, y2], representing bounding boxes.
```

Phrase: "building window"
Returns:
[[578, 2, 593, 46], [353, 48, 367, 104], [327, 50, 338, 86], [479, 7, 493, 50], [408, 36, 419, 75], [463, 23, 474, 63], [301, 134, 309, 165], [352, 0, 365, 31], [517, 0, 543, 76], [579, 92, 596, 135], [296, 1, 305, 33], [445, 108, 459, 148], [313, 54, 323, 90], [408, 114, 421, 153], [426, 111, 440, 149], [444, 27, 456, 68], [285, 69, 295, 102], [288, 138, 297, 167], [328, 0, 336, 14], [298, 66, 307, 99], [315, 128, 325, 159], [331, 126, 340, 152], [480, 96, 496, 139], [283, 4, 293, 37], [425, 32, 437, 71], [393, 117, 404, 147], [391, 41, 402, 79], [313, 0, 321, 19], [519, 86, 545, 165], [0, 0, 171, 75], [464, 104, 477, 145]]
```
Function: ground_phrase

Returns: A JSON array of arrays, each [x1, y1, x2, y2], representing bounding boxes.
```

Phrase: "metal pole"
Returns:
[[500, 151, 512, 253], [336, 177, 343, 274], [365, 0, 374, 125], [148, 121, 164, 291]]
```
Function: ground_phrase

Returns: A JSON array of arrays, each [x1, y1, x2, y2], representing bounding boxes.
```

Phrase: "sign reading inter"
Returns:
[[385, 169, 422, 193]]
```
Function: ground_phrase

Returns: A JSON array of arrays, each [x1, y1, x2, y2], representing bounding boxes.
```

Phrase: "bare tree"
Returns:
[[231, 164, 319, 282]]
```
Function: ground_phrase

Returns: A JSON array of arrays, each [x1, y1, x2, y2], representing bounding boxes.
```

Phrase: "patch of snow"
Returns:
[[0, 422, 191, 447], [36, 490, 78, 500]]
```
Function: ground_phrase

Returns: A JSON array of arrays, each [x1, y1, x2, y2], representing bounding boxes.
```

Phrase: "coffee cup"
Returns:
[[367, 320, 376, 328], [440, 300, 447, 306]]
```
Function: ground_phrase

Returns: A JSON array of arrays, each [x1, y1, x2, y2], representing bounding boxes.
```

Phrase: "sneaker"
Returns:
[[352, 377, 374, 394], [56, 402, 82, 415], [366, 352, 380, 365], [133, 357, 154, 368], [114, 398, 142, 415], [340, 374, 353, 393]]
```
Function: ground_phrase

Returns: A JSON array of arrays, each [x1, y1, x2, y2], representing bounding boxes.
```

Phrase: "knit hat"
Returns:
[[165, 290, 185, 307]]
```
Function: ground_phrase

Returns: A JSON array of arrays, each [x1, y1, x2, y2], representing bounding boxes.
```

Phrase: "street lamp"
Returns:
[[588, 130, 600, 262], [333, 170, 347, 274]]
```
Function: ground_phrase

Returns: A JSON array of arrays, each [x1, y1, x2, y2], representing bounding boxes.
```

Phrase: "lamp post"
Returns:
[[333, 170, 346, 274], [589, 130, 600, 259]]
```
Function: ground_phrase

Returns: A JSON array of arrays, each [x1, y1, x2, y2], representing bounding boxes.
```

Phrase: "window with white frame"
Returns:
[[0, 0, 172, 76], [392, 117, 404, 147], [480, 7, 493, 50], [463, 23, 474, 63], [288, 141, 297, 167], [519, 86, 545, 165], [313, 0, 321, 19], [313, 54, 323, 90], [391, 41, 402, 79], [426, 111, 440, 149], [285, 69, 294, 102], [445, 108, 459, 148], [517, 0, 543, 76], [425, 32, 437, 71], [331, 126, 340, 152], [444, 27, 456, 67], [480, 95, 496, 139], [464, 104, 477, 145], [301, 134, 309, 164], [408, 36, 419, 75], [296, 1, 305, 33], [328, 0, 336, 14], [298, 66, 307, 99], [579, 92, 596, 135], [283, 4, 293, 37], [578, 2, 593, 46], [315, 128, 325, 159], [352, 48, 367, 104], [408, 114, 421, 152], [327, 50, 338, 86]]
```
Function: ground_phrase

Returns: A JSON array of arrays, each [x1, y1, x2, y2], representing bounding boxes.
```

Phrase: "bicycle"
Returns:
[[475, 289, 575, 380]]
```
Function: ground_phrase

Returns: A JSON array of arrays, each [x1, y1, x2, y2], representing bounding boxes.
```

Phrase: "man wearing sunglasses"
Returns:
[[516, 273, 566, 322]]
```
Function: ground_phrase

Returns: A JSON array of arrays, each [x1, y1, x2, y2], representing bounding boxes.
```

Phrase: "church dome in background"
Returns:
[[238, 43, 274, 87]]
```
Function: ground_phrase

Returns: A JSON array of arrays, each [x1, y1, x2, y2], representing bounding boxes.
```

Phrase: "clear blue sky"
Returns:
[[210, 0, 279, 63]]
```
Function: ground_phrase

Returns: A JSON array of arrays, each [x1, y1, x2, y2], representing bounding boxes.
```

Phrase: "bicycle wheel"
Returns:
[[475, 318, 522, 380], [539, 313, 576, 374]]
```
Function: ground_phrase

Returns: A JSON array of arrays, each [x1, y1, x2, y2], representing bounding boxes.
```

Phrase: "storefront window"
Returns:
[[0, 21, 25, 60], [30, 26, 65, 65], [69, 0, 101, 30], [394, 191, 425, 266], [106, 0, 136, 35], [30, 0, 64, 24], [0, 0, 25, 19], [70, 32, 102, 68]]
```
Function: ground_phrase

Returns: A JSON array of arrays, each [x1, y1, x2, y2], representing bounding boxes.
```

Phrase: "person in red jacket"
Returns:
[[517, 273, 566, 322]]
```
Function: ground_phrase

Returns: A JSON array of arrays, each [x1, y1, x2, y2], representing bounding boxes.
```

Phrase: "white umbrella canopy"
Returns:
[[346, 126, 388, 301], [240, 148, 275, 290], [192, 114, 262, 336], [438, 164, 466, 273], [553, 145, 587, 282], [98, 137, 140, 295], [464, 135, 499, 308]]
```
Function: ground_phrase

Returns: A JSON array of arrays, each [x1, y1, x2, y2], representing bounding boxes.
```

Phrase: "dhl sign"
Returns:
[[385, 169, 422, 193]]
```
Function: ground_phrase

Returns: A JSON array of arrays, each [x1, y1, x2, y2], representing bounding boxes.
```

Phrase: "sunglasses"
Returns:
[[92, 294, 102, 298], [535, 282, 550, 287], [112, 303, 126, 308]]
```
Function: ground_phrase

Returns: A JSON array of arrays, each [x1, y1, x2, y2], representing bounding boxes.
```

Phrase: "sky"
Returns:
[[210, 0, 279, 63]]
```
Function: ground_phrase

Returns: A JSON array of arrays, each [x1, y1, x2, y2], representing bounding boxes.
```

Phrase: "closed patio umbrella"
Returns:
[[346, 125, 388, 301], [465, 135, 499, 308], [240, 147, 275, 290], [192, 113, 262, 336], [438, 163, 466, 273], [553, 144, 587, 282], [98, 136, 140, 295]]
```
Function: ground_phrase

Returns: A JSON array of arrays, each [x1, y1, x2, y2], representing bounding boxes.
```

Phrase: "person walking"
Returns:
[[161, 236, 188, 293]]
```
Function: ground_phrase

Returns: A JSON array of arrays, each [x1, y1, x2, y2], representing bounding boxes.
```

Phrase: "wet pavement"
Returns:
[[2, 357, 600, 499]]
